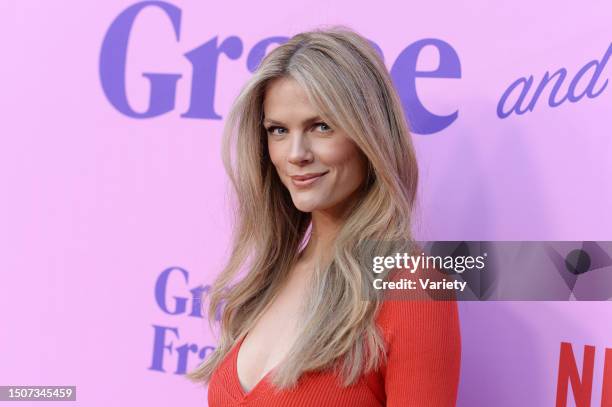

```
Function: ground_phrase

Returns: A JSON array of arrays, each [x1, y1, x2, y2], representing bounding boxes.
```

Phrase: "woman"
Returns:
[[187, 25, 461, 406]]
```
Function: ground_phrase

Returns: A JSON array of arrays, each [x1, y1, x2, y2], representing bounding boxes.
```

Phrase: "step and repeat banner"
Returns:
[[1, 1, 611, 406]]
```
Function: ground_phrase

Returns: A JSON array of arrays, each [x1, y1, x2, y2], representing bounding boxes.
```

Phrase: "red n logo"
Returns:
[[556, 342, 612, 407]]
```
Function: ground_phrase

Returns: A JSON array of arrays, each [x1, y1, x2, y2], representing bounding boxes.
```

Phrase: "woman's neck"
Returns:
[[299, 209, 342, 266]]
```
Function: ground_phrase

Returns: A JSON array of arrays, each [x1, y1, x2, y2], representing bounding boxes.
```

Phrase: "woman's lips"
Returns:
[[290, 171, 328, 188]]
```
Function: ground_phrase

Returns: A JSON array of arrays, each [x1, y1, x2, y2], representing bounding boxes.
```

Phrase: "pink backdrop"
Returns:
[[2, 1, 611, 405]]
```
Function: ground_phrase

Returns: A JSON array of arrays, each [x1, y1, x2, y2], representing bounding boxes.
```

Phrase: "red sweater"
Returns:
[[207, 298, 461, 406]]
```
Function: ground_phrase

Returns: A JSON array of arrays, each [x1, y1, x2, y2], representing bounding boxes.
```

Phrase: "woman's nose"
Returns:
[[287, 133, 314, 165]]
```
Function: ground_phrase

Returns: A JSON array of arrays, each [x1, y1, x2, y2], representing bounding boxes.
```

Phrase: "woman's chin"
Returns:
[[294, 204, 318, 213], [291, 199, 321, 213]]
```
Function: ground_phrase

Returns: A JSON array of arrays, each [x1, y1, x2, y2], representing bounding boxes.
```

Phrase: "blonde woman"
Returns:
[[187, 26, 461, 406]]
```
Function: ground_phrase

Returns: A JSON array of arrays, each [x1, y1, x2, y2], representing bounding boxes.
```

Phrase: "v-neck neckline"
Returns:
[[232, 334, 278, 399]]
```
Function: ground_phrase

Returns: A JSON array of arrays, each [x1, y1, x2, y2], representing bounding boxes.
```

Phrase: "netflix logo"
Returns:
[[556, 342, 612, 407]]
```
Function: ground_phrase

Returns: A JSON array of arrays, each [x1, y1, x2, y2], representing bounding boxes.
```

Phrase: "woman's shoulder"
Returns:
[[376, 297, 460, 344], [374, 267, 461, 347], [373, 271, 462, 405]]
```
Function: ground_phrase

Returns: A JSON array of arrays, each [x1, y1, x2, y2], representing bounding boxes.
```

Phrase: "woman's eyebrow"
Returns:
[[263, 116, 322, 126]]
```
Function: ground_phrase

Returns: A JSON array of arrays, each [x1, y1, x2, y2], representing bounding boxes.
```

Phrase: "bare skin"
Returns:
[[236, 76, 367, 393], [235, 258, 315, 393]]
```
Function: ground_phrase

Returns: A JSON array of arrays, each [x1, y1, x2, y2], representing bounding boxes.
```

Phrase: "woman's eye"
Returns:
[[266, 123, 332, 136], [315, 122, 332, 132], [266, 126, 286, 136]]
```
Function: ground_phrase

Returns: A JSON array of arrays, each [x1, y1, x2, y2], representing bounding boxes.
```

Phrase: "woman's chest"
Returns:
[[238, 267, 315, 386], [208, 357, 385, 407], [236, 290, 304, 390]]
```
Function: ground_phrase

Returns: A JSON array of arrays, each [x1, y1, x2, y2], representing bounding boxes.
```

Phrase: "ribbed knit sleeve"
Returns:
[[377, 299, 462, 406]]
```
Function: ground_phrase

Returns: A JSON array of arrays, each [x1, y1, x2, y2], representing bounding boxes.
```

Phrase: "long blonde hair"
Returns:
[[186, 24, 419, 389]]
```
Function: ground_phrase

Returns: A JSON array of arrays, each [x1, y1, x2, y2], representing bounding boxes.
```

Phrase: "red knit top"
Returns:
[[207, 298, 461, 406]]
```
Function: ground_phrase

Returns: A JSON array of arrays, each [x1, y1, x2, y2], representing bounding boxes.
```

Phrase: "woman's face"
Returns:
[[263, 77, 368, 216]]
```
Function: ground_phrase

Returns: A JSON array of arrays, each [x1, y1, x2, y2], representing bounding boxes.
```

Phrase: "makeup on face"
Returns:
[[264, 77, 368, 214]]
